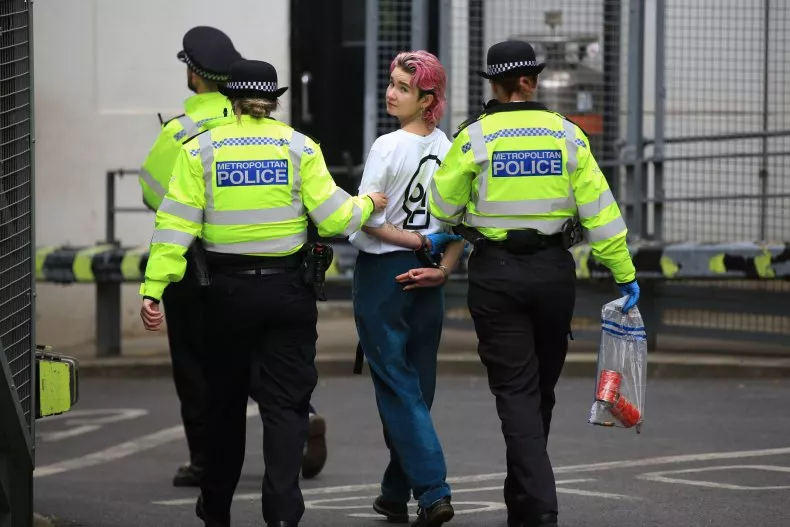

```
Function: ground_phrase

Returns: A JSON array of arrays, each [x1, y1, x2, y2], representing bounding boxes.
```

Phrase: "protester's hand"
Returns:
[[140, 299, 164, 331], [618, 280, 640, 314], [395, 267, 448, 291], [367, 192, 388, 212]]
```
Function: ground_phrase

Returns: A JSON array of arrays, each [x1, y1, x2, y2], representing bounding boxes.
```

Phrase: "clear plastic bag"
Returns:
[[587, 296, 647, 433]]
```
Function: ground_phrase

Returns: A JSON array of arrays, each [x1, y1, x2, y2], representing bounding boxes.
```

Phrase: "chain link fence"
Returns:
[[363, 0, 788, 347], [0, 0, 35, 433], [654, 0, 789, 243]]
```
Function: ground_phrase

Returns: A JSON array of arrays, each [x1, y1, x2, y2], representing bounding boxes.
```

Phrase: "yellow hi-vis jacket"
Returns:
[[429, 101, 636, 284], [139, 92, 234, 210], [140, 115, 374, 301]]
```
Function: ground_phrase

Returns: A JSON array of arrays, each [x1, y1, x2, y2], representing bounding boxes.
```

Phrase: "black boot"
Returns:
[[173, 462, 203, 487], [195, 495, 230, 527], [525, 512, 558, 527], [301, 413, 327, 479], [411, 496, 454, 527], [373, 495, 410, 523]]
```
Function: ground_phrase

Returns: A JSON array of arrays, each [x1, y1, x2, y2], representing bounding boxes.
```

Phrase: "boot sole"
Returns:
[[373, 501, 410, 523], [416, 505, 454, 527], [302, 415, 327, 479]]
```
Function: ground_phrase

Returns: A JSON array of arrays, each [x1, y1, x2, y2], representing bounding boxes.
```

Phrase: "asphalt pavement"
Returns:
[[33, 375, 790, 527]]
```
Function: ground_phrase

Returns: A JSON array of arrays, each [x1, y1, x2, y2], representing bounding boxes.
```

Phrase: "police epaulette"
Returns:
[[453, 112, 485, 138], [452, 99, 502, 138], [161, 113, 186, 128], [293, 126, 320, 146], [182, 128, 210, 145], [551, 110, 590, 138]]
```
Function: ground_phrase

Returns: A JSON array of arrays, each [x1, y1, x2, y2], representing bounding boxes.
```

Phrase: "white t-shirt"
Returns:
[[349, 128, 453, 254]]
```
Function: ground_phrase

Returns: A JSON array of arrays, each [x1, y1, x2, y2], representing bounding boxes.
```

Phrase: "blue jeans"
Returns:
[[353, 250, 451, 509]]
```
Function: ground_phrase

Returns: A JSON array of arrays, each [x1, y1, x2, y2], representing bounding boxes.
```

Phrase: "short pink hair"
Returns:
[[390, 50, 447, 126]]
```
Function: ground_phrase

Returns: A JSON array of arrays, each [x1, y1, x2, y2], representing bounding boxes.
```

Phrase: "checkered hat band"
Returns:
[[226, 81, 279, 92], [181, 53, 228, 82], [487, 61, 539, 76]]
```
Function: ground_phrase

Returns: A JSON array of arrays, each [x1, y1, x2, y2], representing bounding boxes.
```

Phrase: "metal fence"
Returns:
[[0, 0, 35, 433], [364, 0, 790, 346], [0, 0, 36, 524]]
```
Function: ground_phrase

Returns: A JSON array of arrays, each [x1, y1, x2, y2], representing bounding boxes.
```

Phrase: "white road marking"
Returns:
[[557, 488, 640, 500], [303, 479, 596, 509], [348, 501, 507, 518], [34, 405, 259, 478], [37, 409, 148, 443], [157, 446, 790, 506], [38, 425, 101, 443], [638, 464, 790, 490]]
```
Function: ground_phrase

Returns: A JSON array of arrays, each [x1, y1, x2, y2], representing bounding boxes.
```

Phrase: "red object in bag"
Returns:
[[610, 393, 641, 427], [596, 369, 622, 404]]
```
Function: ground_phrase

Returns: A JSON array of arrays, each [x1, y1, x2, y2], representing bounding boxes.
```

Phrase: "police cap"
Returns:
[[478, 40, 546, 80], [177, 26, 242, 82], [218, 60, 289, 101]]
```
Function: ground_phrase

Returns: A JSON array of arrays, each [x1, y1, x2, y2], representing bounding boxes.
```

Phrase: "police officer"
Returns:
[[138, 25, 241, 487], [428, 40, 640, 527], [139, 59, 386, 527]]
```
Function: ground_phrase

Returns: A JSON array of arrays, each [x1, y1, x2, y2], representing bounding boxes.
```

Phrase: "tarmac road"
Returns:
[[33, 375, 790, 526]]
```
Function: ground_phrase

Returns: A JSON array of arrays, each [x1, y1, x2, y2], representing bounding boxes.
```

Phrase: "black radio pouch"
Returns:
[[560, 217, 584, 249], [301, 243, 334, 301]]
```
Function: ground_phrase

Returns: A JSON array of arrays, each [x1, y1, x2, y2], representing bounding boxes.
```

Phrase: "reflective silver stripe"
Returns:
[[205, 206, 300, 225], [289, 131, 306, 216], [203, 232, 307, 254], [475, 195, 575, 215], [562, 119, 579, 175], [587, 215, 627, 243], [464, 214, 567, 233], [177, 115, 199, 141], [466, 121, 490, 171], [198, 132, 215, 210], [343, 203, 363, 236], [151, 229, 195, 247], [429, 178, 465, 218], [577, 189, 617, 219], [158, 198, 203, 223], [309, 187, 352, 225], [139, 168, 166, 198], [562, 119, 579, 211]]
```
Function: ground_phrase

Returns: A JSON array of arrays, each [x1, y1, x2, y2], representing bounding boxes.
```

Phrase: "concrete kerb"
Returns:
[[65, 302, 790, 380], [73, 351, 790, 380]]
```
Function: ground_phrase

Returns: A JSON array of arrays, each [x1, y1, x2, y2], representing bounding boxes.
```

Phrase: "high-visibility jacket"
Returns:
[[140, 115, 374, 301], [139, 92, 234, 210], [429, 101, 636, 284]]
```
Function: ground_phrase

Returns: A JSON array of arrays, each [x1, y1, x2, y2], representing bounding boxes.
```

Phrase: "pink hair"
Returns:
[[389, 50, 447, 126]]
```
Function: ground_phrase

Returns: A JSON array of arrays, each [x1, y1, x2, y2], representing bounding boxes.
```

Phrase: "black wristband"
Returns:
[[143, 296, 160, 304]]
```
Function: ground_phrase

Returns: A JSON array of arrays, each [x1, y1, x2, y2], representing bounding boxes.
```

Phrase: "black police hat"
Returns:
[[478, 40, 546, 80], [218, 60, 289, 101], [177, 26, 242, 82]]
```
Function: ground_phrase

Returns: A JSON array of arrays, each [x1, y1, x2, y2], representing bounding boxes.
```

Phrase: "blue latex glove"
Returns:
[[618, 280, 641, 313], [426, 232, 463, 255]]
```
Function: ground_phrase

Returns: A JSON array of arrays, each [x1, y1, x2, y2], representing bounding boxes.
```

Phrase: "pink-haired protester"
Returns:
[[348, 50, 464, 527]]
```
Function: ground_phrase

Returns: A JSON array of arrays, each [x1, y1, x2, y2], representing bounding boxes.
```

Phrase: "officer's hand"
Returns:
[[395, 267, 447, 291], [425, 232, 464, 255], [618, 280, 641, 314], [140, 299, 164, 331], [367, 192, 388, 212]]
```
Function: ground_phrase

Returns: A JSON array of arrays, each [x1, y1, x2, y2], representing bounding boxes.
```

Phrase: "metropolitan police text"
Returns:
[[492, 150, 563, 177], [216, 160, 289, 187]]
